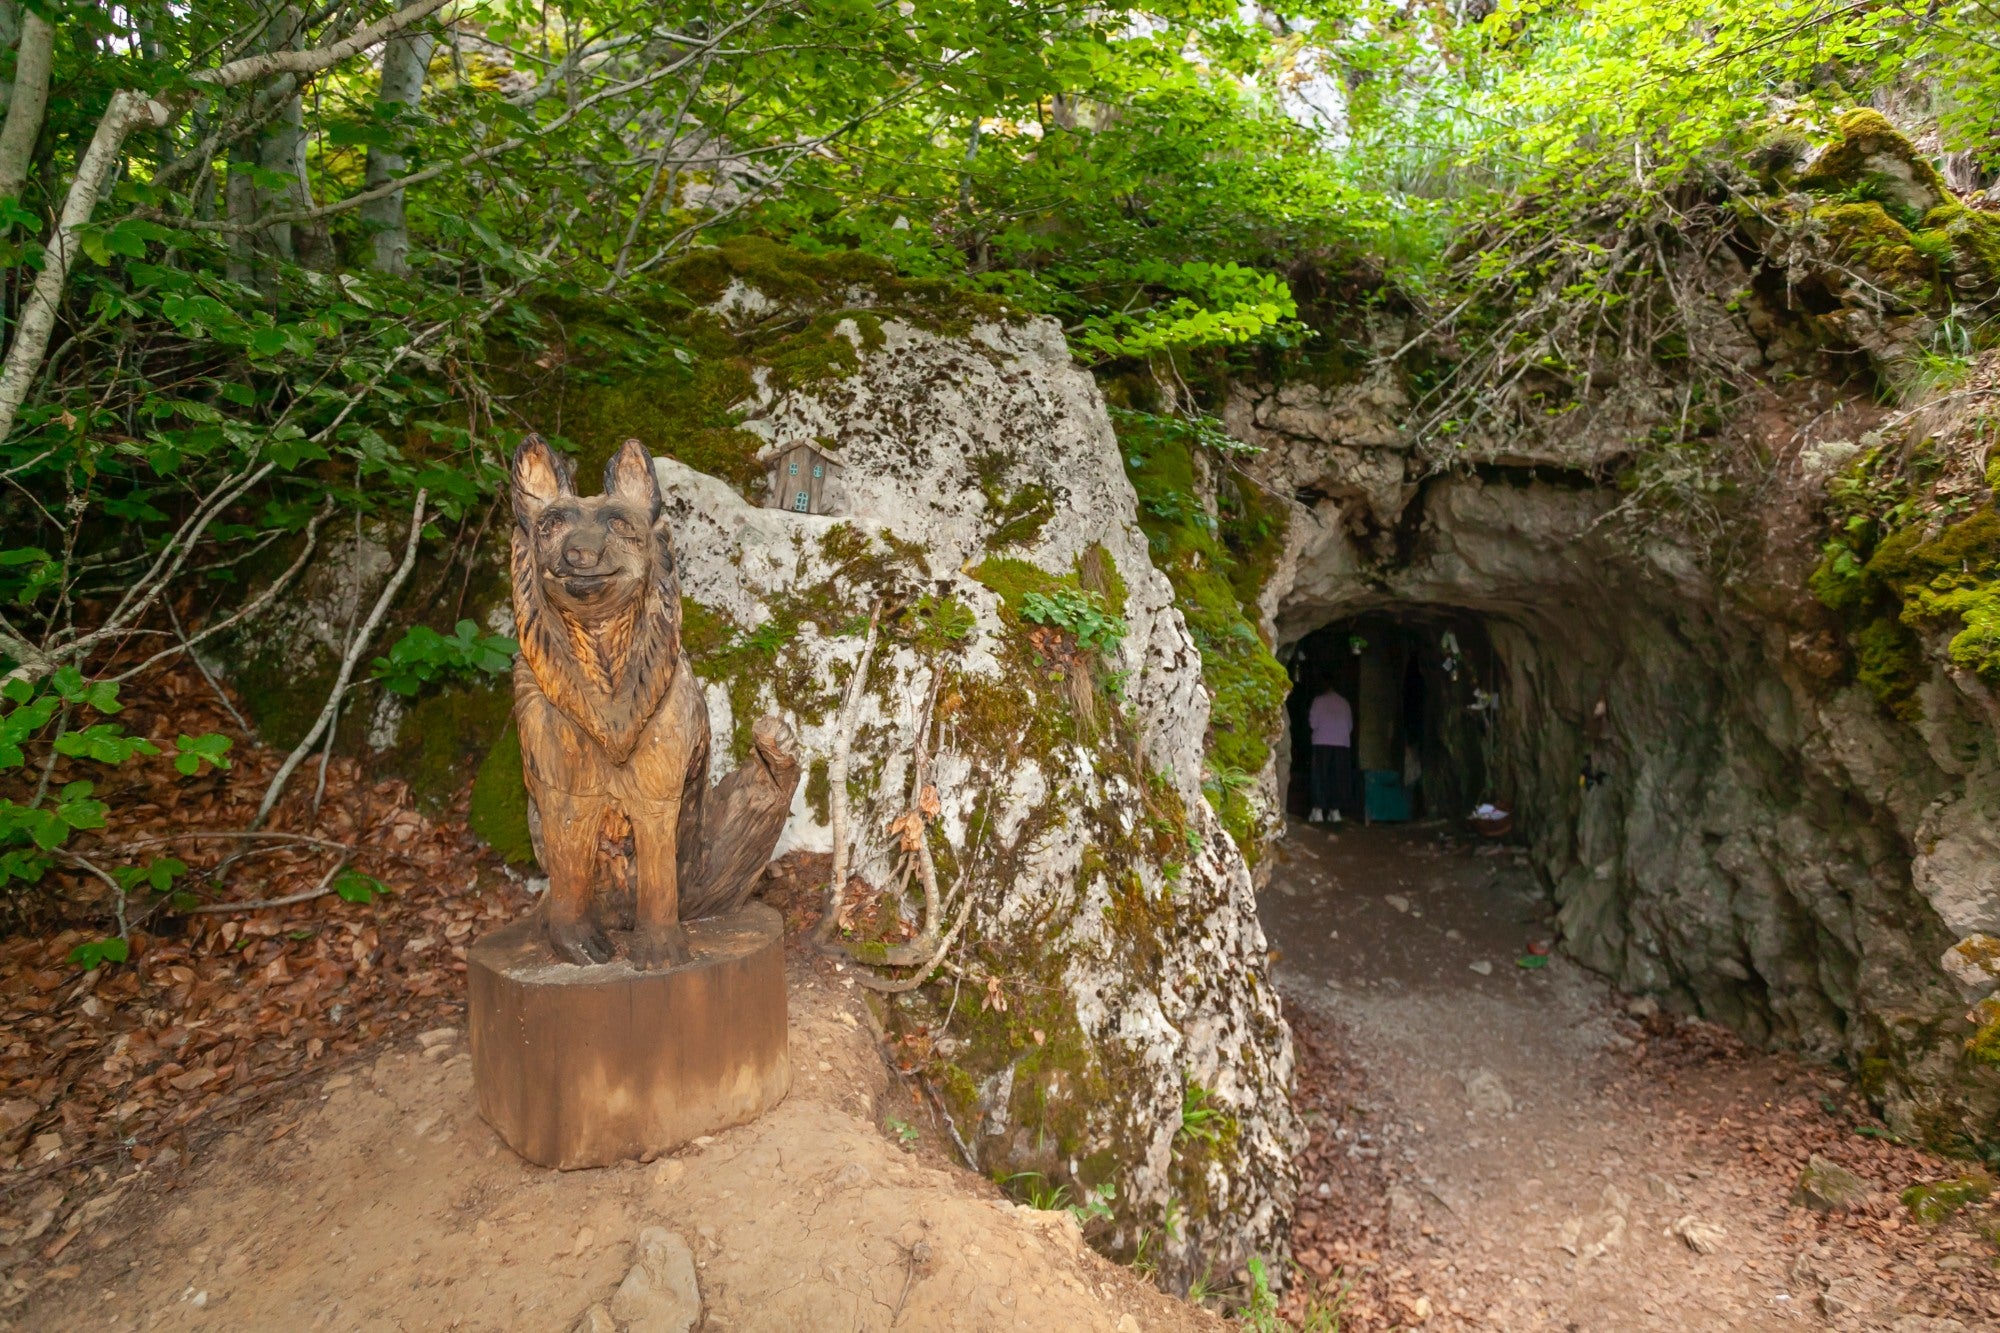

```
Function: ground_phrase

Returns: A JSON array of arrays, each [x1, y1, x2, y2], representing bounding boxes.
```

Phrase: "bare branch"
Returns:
[[183, 855, 353, 915], [253, 488, 428, 827], [0, 91, 172, 452], [195, 0, 454, 91], [818, 600, 882, 946]]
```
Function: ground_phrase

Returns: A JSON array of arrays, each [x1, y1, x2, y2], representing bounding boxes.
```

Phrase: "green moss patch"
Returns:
[[1921, 202, 2000, 292], [1111, 411, 1289, 859], [973, 451, 1058, 549], [494, 237, 1016, 498], [1808, 201, 1938, 297], [386, 678, 513, 813], [1902, 1169, 1995, 1224], [971, 555, 1075, 612], [665, 235, 1014, 337], [232, 639, 338, 753], [469, 719, 537, 866], [1870, 509, 2000, 682], [1811, 432, 2000, 715]]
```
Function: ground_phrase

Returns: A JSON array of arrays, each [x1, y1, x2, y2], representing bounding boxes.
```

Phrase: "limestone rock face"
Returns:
[[652, 313, 1299, 1284]]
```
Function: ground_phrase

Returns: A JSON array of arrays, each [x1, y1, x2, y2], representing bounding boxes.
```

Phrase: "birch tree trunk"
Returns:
[[0, 3, 20, 114], [224, 138, 259, 285], [361, 0, 437, 276], [0, 90, 170, 447], [0, 10, 53, 202], [252, 8, 305, 270]]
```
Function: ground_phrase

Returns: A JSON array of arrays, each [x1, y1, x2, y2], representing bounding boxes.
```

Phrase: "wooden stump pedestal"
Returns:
[[468, 903, 789, 1168]]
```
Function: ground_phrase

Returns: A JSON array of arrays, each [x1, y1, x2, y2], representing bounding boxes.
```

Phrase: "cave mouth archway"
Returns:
[[1280, 611, 1501, 826]]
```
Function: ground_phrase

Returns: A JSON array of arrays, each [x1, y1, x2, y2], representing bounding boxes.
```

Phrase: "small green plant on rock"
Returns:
[[369, 620, 519, 696], [1239, 1256, 1284, 1331], [1001, 1170, 1071, 1212], [1179, 1081, 1226, 1147], [1019, 588, 1127, 655]]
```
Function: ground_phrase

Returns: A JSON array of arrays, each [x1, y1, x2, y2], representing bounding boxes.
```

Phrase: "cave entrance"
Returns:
[[1282, 613, 1496, 825]]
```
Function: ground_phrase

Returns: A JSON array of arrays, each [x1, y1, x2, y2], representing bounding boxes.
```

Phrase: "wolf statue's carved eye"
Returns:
[[537, 513, 563, 539], [609, 517, 638, 541]]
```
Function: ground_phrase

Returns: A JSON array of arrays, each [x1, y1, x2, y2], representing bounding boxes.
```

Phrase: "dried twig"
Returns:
[[252, 490, 427, 827], [818, 599, 882, 946], [182, 855, 353, 915], [164, 597, 249, 731]]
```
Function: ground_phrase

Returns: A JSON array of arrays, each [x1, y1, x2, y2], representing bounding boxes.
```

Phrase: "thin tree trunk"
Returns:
[[0, 3, 21, 114], [817, 602, 882, 946], [0, 90, 169, 448], [0, 11, 54, 202], [361, 0, 436, 276], [224, 139, 258, 284], [253, 7, 305, 269]]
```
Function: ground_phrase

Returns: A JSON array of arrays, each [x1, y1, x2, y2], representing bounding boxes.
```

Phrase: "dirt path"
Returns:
[[8, 947, 1218, 1333], [1261, 823, 2000, 1332]]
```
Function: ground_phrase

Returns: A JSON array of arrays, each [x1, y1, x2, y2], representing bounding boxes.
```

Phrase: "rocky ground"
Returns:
[[1264, 822, 2000, 1332], [4, 896, 1217, 1332]]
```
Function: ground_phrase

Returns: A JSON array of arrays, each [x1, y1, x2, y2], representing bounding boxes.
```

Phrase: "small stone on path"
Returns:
[[609, 1227, 701, 1332], [1792, 1154, 1869, 1213], [1385, 894, 1411, 913], [1669, 1215, 1725, 1255], [1462, 1068, 1513, 1114], [573, 1304, 617, 1333], [1468, 960, 1493, 975]]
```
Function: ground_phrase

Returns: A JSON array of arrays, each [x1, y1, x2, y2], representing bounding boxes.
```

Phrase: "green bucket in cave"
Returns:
[[1364, 769, 1410, 823]]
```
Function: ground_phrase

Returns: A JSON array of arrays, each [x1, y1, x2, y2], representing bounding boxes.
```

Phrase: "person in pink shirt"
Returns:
[[1307, 687, 1354, 823]]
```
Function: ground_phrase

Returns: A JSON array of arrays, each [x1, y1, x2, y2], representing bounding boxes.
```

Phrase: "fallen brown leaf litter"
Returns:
[[1283, 999, 2000, 1330], [0, 664, 532, 1310], [7, 664, 2000, 1325]]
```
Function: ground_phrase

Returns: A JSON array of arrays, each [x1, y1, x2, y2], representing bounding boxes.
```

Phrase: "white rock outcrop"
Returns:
[[653, 313, 1300, 1283]]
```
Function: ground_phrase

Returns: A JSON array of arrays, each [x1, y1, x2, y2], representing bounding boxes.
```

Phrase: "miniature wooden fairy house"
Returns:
[[759, 439, 846, 515]]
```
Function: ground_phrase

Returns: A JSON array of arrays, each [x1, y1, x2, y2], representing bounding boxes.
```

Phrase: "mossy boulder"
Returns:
[[645, 301, 1300, 1291], [493, 237, 1021, 496], [469, 720, 536, 866], [1798, 109, 1949, 219], [1902, 1168, 1995, 1224], [1766, 110, 1998, 375]]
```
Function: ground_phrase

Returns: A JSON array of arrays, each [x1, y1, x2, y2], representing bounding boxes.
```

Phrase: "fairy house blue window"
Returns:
[[759, 440, 845, 515]]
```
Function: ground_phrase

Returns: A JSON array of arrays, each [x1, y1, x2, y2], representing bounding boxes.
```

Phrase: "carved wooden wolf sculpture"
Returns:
[[510, 435, 797, 968]]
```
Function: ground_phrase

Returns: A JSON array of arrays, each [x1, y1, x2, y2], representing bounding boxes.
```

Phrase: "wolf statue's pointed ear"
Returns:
[[512, 433, 572, 520], [604, 438, 662, 518]]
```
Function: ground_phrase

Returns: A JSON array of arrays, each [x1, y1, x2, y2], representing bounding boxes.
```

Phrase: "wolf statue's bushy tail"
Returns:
[[510, 434, 799, 967]]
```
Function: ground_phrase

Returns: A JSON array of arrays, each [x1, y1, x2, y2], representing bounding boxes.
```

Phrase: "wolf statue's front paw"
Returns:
[[545, 913, 615, 966], [627, 922, 692, 971]]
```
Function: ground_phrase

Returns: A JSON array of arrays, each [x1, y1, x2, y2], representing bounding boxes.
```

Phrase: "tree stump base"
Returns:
[[468, 903, 789, 1169]]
